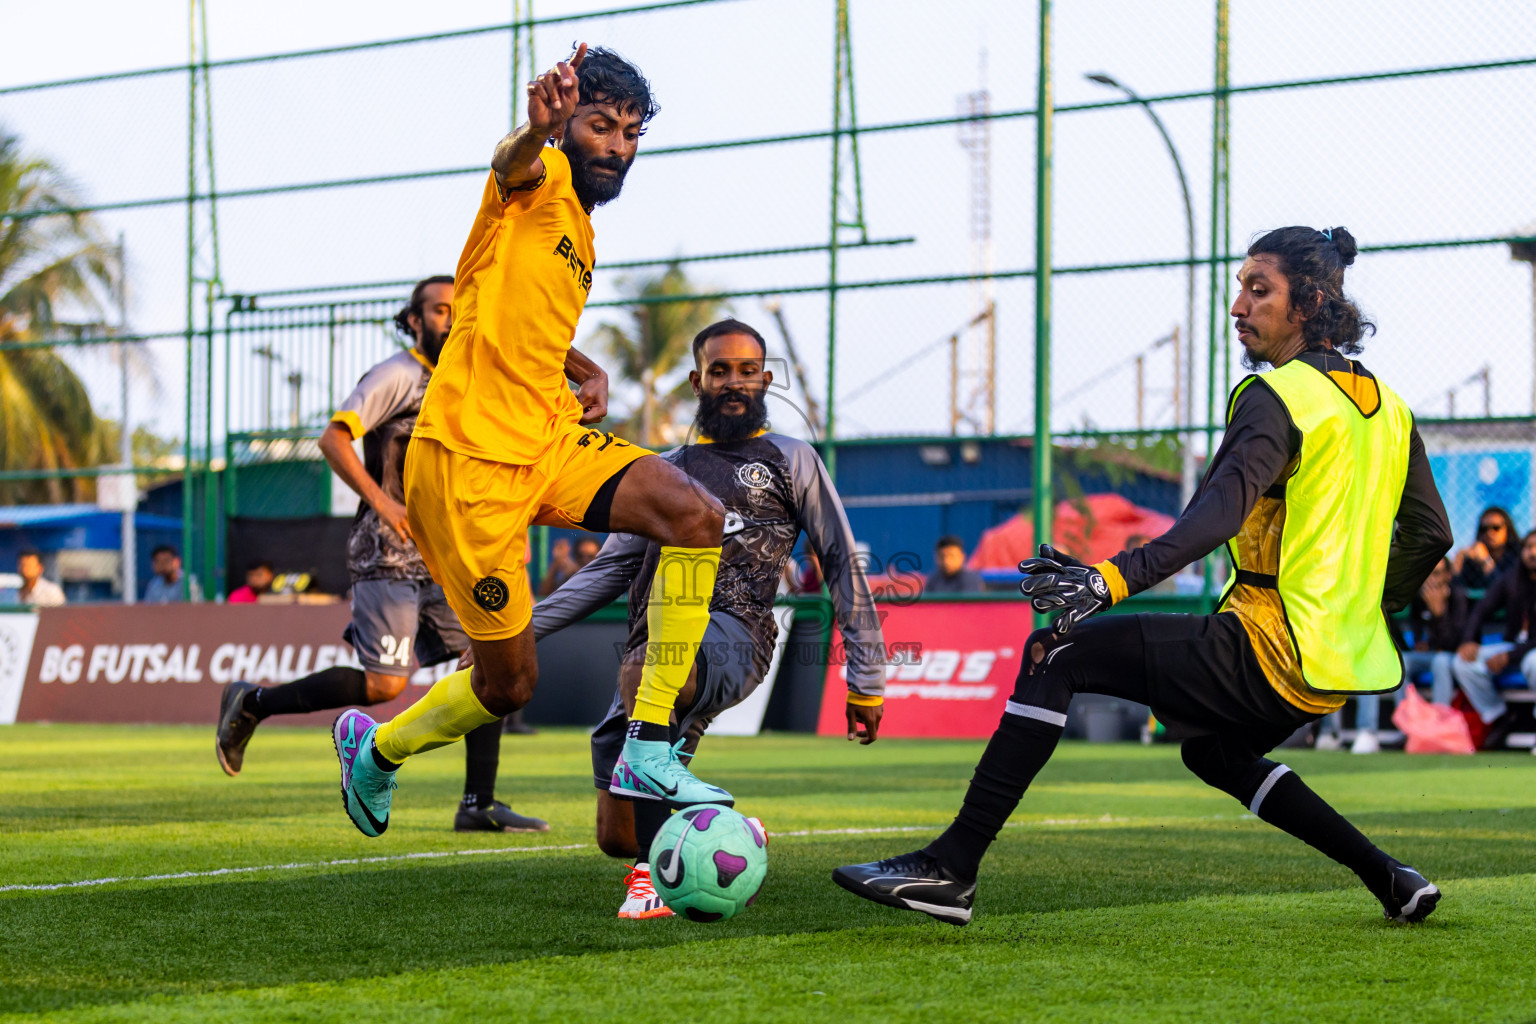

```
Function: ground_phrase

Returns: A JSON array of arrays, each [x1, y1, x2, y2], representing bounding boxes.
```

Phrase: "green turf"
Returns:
[[2, 725, 1534, 1023]]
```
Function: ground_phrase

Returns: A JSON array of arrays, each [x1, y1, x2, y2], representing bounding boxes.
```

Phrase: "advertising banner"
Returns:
[[710, 605, 797, 736], [14, 604, 433, 725], [816, 600, 1026, 738], [1425, 447, 1534, 552], [0, 612, 40, 724]]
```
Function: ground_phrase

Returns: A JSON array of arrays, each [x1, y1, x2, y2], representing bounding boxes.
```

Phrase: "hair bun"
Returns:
[[1328, 226, 1358, 266]]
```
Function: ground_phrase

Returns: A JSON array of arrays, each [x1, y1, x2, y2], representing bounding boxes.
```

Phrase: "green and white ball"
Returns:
[[649, 804, 768, 922]]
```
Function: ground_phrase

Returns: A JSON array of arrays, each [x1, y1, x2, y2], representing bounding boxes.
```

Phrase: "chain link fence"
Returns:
[[1, 0, 1533, 599]]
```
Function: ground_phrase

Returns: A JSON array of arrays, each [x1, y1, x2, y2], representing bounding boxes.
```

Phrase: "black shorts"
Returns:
[[1022, 612, 1316, 756], [1137, 612, 1316, 746]]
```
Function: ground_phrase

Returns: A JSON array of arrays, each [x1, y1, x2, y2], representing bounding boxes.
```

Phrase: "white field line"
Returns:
[[1, 817, 1144, 895], [0, 843, 589, 894]]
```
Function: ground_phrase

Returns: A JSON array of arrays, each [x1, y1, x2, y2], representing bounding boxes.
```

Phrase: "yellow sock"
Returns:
[[374, 668, 496, 764], [633, 544, 721, 726]]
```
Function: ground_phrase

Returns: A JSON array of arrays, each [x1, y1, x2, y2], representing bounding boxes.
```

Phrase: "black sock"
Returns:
[[925, 714, 1064, 883], [463, 719, 502, 807], [628, 720, 671, 744], [1252, 769, 1396, 901], [242, 667, 369, 721], [634, 801, 671, 864], [370, 745, 400, 772]]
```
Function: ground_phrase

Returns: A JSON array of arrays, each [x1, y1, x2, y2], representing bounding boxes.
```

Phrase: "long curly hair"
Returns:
[[575, 45, 659, 125], [1247, 226, 1376, 354]]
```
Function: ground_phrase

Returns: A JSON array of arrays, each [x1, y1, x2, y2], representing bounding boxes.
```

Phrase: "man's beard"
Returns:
[[1240, 344, 1268, 371], [694, 387, 769, 444], [561, 136, 631, 209], [419, 323, 449, 365]]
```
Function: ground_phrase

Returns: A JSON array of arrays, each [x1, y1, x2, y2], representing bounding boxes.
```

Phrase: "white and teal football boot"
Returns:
[[610, 736, 733, 807], [333, 710, 396, 837]]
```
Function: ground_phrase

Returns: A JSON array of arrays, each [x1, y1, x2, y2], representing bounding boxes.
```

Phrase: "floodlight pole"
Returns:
[[1084, 72, 1197, 509]]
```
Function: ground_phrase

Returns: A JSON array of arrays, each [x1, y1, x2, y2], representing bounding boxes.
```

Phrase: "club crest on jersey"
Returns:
[[472, 576, 510, 612], [735, 462, 773, 490]]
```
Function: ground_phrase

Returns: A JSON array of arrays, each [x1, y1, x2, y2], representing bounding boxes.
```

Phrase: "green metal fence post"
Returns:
[[1032, 0, 1056, 626], [511, 0, 534, 130], [204, 282, 219, 596], [1221, 52, 1233, 404], [183, 28, 196, 601], [224, 301, 237, 527], [1201, 0, 1230, 611], [1032, 0, 1054, 628], [536, 525, 549, 590]]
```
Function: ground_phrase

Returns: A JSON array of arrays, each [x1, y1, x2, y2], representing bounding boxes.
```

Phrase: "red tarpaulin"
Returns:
[[967, 492, 1176, 569]]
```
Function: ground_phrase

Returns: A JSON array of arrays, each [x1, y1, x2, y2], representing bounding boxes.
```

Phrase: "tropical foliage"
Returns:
[[586, 261, 727, 448], [0, 128, 120, 504]]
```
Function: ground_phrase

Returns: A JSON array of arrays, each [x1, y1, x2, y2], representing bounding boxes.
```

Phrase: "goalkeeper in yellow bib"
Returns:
[[333, 44, 734, 837], [835, 226, 1455, 926]]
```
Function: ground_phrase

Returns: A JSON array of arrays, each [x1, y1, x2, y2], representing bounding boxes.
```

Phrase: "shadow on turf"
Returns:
[[1, 806, 1530, 1015]]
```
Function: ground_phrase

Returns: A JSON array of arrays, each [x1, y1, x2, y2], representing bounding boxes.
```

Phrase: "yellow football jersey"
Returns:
[[415, 147, 595, 465]]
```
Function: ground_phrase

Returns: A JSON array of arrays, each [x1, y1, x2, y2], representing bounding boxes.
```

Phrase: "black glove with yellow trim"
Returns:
[[1018, 544, 1112, 636]]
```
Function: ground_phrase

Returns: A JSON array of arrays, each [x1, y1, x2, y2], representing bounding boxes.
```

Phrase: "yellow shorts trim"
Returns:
[[845, 692, 884, 707], [404, 427, 650, 641]]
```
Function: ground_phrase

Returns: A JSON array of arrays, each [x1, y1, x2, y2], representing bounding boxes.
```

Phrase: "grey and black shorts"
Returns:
[[343, 578, 469, 676], [589, 610, 765, 790]]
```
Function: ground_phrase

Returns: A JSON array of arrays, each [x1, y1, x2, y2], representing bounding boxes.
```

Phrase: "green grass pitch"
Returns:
[[2, 724, 1535, 1023]]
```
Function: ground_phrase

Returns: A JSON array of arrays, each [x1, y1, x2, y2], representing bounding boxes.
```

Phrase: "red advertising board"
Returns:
[[15, 603, 433, 725], [816, 600, 1027, 738]]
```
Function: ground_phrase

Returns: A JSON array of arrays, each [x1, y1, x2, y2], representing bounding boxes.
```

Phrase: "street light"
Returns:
[[1086, 72, 1197, 508]]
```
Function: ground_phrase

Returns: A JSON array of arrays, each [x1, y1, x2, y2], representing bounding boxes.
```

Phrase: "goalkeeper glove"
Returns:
[[1018, 544, 1112, 636]]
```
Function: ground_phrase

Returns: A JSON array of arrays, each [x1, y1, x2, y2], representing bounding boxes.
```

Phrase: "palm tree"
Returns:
[[0, 127, 119, 504], [587, 262, 727, 448]]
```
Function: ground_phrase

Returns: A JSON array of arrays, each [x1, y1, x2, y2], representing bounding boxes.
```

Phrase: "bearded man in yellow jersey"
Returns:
[[333, 44, 733, 838]]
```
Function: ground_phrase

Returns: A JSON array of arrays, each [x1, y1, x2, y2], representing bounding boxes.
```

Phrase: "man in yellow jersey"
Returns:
[[334, 44, 733, 839], [835, 226, 1455, 927]]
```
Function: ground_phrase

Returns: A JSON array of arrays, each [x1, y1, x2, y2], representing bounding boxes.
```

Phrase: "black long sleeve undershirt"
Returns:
[[1104, 350, 1452, 611]]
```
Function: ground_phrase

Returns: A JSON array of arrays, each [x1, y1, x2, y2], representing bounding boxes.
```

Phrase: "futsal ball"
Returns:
[[649, 804, 768, 922]]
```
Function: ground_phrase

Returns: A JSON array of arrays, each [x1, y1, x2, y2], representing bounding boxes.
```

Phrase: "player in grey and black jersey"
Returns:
[[529, 319, 887, 918], [215, 277, 544, 833]]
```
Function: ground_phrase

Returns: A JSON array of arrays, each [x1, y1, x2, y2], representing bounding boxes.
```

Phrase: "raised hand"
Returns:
[[527, 42, 587, 138]]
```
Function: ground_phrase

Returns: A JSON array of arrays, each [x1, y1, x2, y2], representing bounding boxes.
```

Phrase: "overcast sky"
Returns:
[[2, 0, 1534, 445]]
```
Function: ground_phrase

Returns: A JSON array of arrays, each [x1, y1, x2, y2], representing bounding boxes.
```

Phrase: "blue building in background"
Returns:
[[0, 504, 182, 603], [828, 436, 1181, 574]]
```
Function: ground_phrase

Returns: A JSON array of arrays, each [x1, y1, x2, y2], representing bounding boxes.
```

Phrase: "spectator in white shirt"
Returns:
[[17, 548, 65, 608]]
